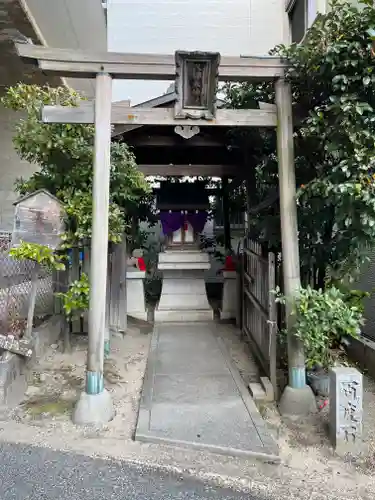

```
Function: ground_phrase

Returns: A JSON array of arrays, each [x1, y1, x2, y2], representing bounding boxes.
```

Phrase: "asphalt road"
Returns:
[[0, 442, 254, 500]]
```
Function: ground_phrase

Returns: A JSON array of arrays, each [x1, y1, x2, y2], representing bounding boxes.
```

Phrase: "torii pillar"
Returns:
[[73, 72, 115, 424], [275, 79, 316, 416]]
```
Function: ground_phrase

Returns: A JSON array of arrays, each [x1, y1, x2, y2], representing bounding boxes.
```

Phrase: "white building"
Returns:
[[0, 0, 107, 230], [107, 0, 289, 104], [286, 0, 361, 43]]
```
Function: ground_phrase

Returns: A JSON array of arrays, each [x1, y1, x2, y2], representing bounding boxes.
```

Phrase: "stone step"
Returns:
[[249, 377, 275, 402], [248, 382, 267, 402], [158, 262, 211, 271], [154, 309, 214, 323], [159, 279, 208, 295], [260, 376, 275, 402], [159, 251, 210, 264], [126, 315, 153, 334]]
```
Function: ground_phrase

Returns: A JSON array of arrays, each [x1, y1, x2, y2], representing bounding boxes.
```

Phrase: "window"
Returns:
[[287, 0, 320, 43], [307, 0, 318, 28], [289, 0, 307, 43]]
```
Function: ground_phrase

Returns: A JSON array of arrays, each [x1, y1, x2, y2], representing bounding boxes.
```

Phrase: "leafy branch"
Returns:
[[56, 272, 90, 318], [1, 83, 151, 248], [9, 241, 66, 271]]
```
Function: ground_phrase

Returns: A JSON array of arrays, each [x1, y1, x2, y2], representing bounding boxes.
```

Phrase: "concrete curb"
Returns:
[[216, 336, 280, 461]]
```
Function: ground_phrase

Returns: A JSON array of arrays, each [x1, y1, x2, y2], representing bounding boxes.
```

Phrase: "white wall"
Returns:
[[0, 0, 108, 231], [0, 106, 36, 231], [21, 0, 107, 98], [108, 0, 288, 104]]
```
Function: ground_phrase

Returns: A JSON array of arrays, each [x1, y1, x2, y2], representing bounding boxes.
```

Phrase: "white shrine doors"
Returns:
[[172, 222, 194, 244], [169, 214, 196, 246]]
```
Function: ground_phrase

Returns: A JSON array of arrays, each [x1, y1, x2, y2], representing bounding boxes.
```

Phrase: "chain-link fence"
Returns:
[[0, 231, 55, 338]]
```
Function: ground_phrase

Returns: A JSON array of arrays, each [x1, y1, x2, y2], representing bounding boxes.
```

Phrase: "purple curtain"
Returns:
[[160, 211, 208, 235], [187, 211, 207, 233], [160, 212, 184, 235]]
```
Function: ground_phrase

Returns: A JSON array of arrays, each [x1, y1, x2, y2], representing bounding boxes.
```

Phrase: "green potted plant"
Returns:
[[142, 237, 163, 313], [275, 285, 363, 396]]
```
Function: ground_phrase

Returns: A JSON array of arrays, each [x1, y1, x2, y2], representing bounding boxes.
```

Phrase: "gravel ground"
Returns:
[[0, 324, 373, 500]]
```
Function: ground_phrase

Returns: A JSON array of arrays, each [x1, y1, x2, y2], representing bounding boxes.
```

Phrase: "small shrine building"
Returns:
[[113, 91, 244, 251]]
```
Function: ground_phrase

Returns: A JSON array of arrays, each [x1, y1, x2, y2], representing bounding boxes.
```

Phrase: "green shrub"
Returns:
[[275, 285, 363, 370]]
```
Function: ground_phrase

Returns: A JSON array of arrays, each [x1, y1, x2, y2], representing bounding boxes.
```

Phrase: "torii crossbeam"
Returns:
[[41, 103, 277, 127]]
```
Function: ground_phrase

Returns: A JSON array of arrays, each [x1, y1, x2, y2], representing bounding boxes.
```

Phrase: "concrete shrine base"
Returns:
[[154, 249, 213, 323], [220, 271, 237, 320], [126, 270, 148, 321]]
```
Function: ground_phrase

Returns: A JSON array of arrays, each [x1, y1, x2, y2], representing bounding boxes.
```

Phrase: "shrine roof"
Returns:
[[13, 189, 62, 207], [112, 91, 247, 176]]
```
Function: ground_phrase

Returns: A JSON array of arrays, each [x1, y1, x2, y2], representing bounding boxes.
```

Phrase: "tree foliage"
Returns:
[[224, 0, 375, 285], [1, 84, 150, 247], [9, 240, 66, 270], [56, 272, 90, 318]]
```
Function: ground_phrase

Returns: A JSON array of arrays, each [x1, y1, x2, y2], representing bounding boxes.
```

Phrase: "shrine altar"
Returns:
[[154, 183, 213, 323], [159, 210, 207, 246]]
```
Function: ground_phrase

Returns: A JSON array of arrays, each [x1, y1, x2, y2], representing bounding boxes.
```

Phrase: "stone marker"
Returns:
[[329, 367, 363, 451]]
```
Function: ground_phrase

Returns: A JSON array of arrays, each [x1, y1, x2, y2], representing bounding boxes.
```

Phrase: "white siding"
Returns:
[[108, 0, 288, 104], [0, 105, 37, 231], [22, 0, 107, 98]]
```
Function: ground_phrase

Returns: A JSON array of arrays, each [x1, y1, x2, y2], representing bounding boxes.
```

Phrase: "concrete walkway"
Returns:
[[135, 322, 279, 461]]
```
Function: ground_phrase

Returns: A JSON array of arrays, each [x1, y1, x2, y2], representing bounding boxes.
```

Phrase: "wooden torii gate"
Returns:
[[15, 44, 315, 424]]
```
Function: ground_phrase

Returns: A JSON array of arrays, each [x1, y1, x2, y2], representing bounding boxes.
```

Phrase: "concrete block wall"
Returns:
[[0, 104, 36, 231]]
